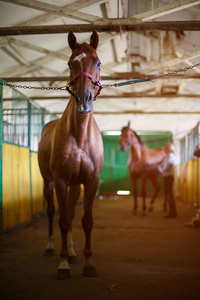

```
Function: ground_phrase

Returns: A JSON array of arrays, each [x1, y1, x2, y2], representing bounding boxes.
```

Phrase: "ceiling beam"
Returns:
[[4, 37, 70, 61], [2, 73, 200, 82], [128, 0, 200, 22], [144, 49, 200, 73], [1, 21, 200, 36], [0, 32, 119, 78], [16, 0, 106, 26], [1, 0, 102, 23], [53, 111, 200, 115], [3, 94, 200, 101]]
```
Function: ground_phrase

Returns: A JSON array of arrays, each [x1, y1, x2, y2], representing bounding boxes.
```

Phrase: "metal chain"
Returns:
[[151, 63, 200, 81], [0, 63, 200, 91], [0, 82, 67, 90]]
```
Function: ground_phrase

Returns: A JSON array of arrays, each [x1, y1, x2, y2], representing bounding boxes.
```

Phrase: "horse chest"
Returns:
[[128, 158, 145, 175], [57, 147, 95, 183]]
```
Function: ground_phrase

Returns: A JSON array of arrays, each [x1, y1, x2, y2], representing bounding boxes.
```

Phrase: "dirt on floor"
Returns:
[[0, 194, 200, 300]]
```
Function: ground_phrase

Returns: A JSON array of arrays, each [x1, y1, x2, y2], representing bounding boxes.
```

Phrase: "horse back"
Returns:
[[145, 147, 166, 164]]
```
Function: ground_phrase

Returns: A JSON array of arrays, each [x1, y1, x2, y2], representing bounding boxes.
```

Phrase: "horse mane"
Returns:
[[132, 130, 144, 145]]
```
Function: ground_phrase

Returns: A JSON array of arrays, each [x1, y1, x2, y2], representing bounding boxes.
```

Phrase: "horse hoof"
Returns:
[[148, 207, 153, 212], [44, 248, 55, 256], [132, 210, 137, 215], [141, 212, 146, 216], [68, 255, 78, 264], [56, 269, 70, 280], [83, 266, 98, 277]]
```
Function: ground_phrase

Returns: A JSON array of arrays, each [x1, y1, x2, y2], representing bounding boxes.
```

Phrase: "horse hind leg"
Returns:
[[43, 178, 55, 256], [141, 178, 147, 216], [131, 177, 138, 215]]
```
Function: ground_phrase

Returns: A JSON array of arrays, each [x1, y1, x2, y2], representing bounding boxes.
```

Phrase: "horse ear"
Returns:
[[68, 30, 78, 50], [128, 121, 131, 127], [90, 30, 99, 50]]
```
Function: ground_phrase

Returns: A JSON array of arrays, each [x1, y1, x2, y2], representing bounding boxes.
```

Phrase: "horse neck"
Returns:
[[64, 98, 93, 147], [129, 138, 146, 161]]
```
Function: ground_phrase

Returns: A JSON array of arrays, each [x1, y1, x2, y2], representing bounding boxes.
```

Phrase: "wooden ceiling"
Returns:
[[0, 0, 200, 137]]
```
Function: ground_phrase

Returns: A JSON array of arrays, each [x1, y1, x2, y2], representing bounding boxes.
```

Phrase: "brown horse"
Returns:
[[119, 122, 166, 215], [38, 31, 103, 279]]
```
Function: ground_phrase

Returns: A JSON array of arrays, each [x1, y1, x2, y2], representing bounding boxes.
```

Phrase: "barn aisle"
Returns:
[[0, 195, 200, 300]]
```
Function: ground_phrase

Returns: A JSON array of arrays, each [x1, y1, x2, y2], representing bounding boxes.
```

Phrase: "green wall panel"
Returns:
[[100, 131, 172, 194]]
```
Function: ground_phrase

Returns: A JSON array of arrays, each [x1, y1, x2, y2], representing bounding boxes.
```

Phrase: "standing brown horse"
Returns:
[[119, 122, 166, 215], [38, 30, 103, 279]]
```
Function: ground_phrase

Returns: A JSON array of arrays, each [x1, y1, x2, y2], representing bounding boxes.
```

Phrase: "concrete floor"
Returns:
[[0, 195, 200, 300]]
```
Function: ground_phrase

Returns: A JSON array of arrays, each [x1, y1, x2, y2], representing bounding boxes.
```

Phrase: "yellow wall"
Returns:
[[31, 152, 44, 215], [179, 163, 187, 202], [2, 144, 46, 230], [3, 143, 31, 230], [2, 144, 87, 230], [198, 158, 200, 206], [179, 159, 199, 205]]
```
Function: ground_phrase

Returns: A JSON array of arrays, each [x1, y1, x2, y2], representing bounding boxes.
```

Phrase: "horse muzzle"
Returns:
[[119, 144, 127, 152], [75, 91, 93, 114]]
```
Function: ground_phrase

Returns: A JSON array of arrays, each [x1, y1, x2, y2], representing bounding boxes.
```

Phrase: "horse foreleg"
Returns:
[[141, 178, 147, 215], [43, 178, 55, 256], [82, 179, 99, 277], [149, 177, 160, 212], [54, 178, 71, 280], [67, 185, 81, 264]]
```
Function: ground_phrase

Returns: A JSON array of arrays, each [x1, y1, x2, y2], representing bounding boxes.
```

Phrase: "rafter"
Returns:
[[1, 21, 200, 36], [128, 0, 200, 22], [18, 0, 106, 26], [1, 0, 103, 23], [0, 32, 121, 78], [3, 94, 200, 101], [100, 1, 121, 63], [0, 0, 119, 83], [2, 72, 200, 82], [5, 37, 69, 61], [144, 49, 200, 73], [54, 111, 200, 115]]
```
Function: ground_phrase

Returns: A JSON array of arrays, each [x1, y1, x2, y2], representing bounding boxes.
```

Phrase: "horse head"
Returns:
[[67, 30, 102, 114], [119, 122, 142, 152]]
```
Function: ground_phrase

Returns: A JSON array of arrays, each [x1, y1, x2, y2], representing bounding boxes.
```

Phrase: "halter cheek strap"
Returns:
[[66, 72, 102, 101]]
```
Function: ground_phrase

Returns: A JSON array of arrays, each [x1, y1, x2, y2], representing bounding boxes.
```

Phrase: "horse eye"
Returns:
[[96, 61, 101, 68], [68, 62, 72, 69]]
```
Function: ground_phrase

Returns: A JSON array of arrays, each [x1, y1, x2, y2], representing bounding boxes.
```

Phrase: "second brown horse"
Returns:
[[119, 122, 166, 215], [38, 31, 103, 279]]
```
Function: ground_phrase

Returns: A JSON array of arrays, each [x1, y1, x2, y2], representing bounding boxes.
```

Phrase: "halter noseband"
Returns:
[[66, 72, 102, 101]]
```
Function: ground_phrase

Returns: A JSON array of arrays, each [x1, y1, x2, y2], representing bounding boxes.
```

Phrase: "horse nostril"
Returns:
[[89, 92, 93, 101]]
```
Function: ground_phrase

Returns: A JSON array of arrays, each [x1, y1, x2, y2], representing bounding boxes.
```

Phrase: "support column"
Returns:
[[0, 80, 3, 231]]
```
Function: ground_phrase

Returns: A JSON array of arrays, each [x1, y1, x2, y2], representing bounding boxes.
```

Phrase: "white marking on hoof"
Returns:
[[58, 260, 70, 270], [74, 52, 86, 62], [67, 231, 77, 257], [45, 236, 54, 250]]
